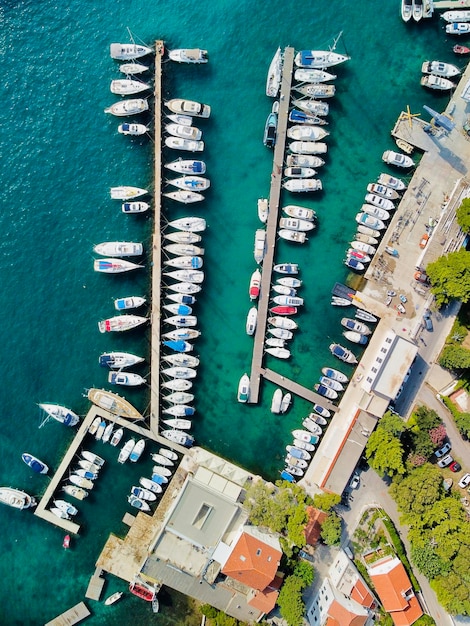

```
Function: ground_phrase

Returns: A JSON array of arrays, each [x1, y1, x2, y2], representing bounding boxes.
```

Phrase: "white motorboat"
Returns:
[[294, 83, 336, 98], [294, 68, 337, 82], [280, 393, 292, 414], [0, 487, 36, 510], [114, 296, 146, 311], [104, 99, 149, 116], [98, 315, 148, 333], [355, 212, 386, 230], [94, 241, 143, 257], [94, 258, 143, 273], [266, 337, 285, 348], [329, 343, 358, 364], [321, 367, 349, 383], [110, 186, 148, 200], [292, 429, 319, 443], [356, 309, 378, 323], [151, 452, 174, 467], [69, 475, 94, 490], [164, 233, 202, 246], [302, 416, 323, 435], [161, 379, 193, 392], [166, 114, 193, 126], [118, 122, 149, 135], [341, 317, 371, 335], [110, 43, 153, 60], [377, 173, 407, 190], [81, 450, 105, 467], [420, 75, 455, 91], [353, 234, 377, 246], [102, 423, 114, 443], [161, 429, 194, 447], [277, 276, 302, 287], [442, 10, 470, 22], [357, 224, 380, 238], [266, 47, 283, 97], [78, 459, 101, 474], [119, 62, 148, 74], [167, 217, 206, 232], [163, 392, 194, 405], [165, 99, 211, 118], [314, 383, 338, 399], [286, 445, 311, 461], [295, 48, 350, 68], [312, 404, 331, 419], [54, 499, 78, 517], [284, 167, 316, 178], [162, 418, 192, 430], [287, 125, 328, 142], [249, 268, 262, 301], [291, 99, 329, 116], [163, 353, 199, 368], [246, 307, 258, 336], [366, 183, 399, 200], [50, 506, 70, 520], [319, 376, 344, 391], [128, 495, 151, 511], [163, 329, 200, 343], [167, 175, 210, 191], [382, 150, 414, 168], [237, 373, 250, 403], [279, 217, 314, 232], [446, 22, 470, 35], [272, 284, 296, 296], [118, 439, 136, 464], [401, 0, 413, 21], [283, 205, 316, 221], [283, 178, 322, 193], [254, 229, 267, 264], [361, 204, 390, 221], [63, 485, 88, 500], [268, 327, 293, 340], [274, 263, 299, 274], [169, 48, 208, 63], [258, 198, 269, 223], [271, 388, 283, 414], [164, 314, 198, 328], [110, 78, 150, 95], [343, 330, 368, 345], [288, 109, 328, 126], [265, 347, 290, 359], [350, 241, 376, 255], [129, 439, 145, 462], [365, 193, 395, 211], [130, 486, 157, 502], [289, 141, 327, 155], [139, 477, 163, 493], [108, 372, 146, 386], [286, 154, 325, 168], [268, 316, 298, 330], [421, 60, 460, 78], [39, 403, 80, 427], [99, 351, 144, 368], [166, 123, 202, 141], [272, 294, 302, 305], [165, 136, 204, 152], [278, 229, 307, 243], [110, 428, 124, 447], [285, 455, 308, 468], [122, 201, 150, 214], [159, 448, 178, 462], [165, 158, 206, 175], [162, 404, 195, 417]]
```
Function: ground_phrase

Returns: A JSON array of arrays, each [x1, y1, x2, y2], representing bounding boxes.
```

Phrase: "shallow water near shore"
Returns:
[[0, 0, 456, 622]]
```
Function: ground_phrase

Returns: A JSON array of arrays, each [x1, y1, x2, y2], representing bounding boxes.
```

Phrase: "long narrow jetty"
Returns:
[[249, 47, 294, 402], [261, 368, 339, 412], [45, 602, 90, 626]]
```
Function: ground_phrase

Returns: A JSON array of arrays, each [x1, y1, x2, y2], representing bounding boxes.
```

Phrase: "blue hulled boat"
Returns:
[[21, 453, 49, 474]]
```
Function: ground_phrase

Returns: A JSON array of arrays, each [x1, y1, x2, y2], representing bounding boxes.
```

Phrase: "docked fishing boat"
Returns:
[[98, 314, 147, 333], [312, 403, 331, 419], [280, 393, 292, 414], [129, 578, 158, 602], [39, 403, 80, 427], [295, 48, 350, 69], [331, 296, 351, 306], [263, 103, 278, 148], [353, 234, 377, 246], [286, 445, 311, 461], [110, 43, 153, 60], [69, 475, 94, 490], [165, 99, 211, 118], [271, 389, 283, 414], [341, 318, 371, 335], [274, 263, 299, 274], [365, 193, 395, 211], [78, 459, 101, 474], [50, 506, 70, 520], [292, 429, 319, 444], [105, 591, 124, 606], [120, 61, 148, 74], [75, 467, 98, 480], [382, 150, 414, 168], [287, 125, 329, 141], [268, 327, 293, 340], [302, 417, 323, 435], [355, 212, 386, 230], [104, 99, 149, 116], [366, 183, 399, 200], [361, 205, 390, 221], [314, 384, 338, 400], [129, 439, 145, 462], [345, 257, 365, 272], [294, 68, 337, 83], [122, 201, 149, 214], [446, 22, 470, 35], [283, 179, 322, 192], [268, 316, 298, 330], [161, 429, 194, 447], [285, 455, 308, 469], [329, 343, 357, 364], [237, 373, 250, 403], [377, 173, 407, 190], [421, 60, 460, 78], [167, 216, 206, 232], [99, 351, 144, 369], [254, 229, 267, 264], [139, 477, 163, 493], [81, 450, 105, 467], [54, 499, 78, 517], [454, 44, 470, 54], [266, 47, 283, 97], [350, 241, 376, 255], [443, 10, 470, 21], [279, 229, 307, 243], [266, 347, 290, 359], [289, 141, 327, 155], [420, 75, 455, 91], [401, 0, 413, 21], [284, 167, 317, 178], [63, 485, 88, 500], [355, 310, 378, 324], [246, 307, 258, 336], [130, 486, 157, 502], [110, 78, 150, 95], [273, 295, 304, 306], [277, 276, 302, 288], [21, 453, 49, 474], [413, 0, 423, 21], [294, 83, 336, 98], [108, 371, 146, 386], [114, 296, 146, 311], [153, 450, 176, 465], [270, 305, 297, 316], [283, 205, 316, 221], [166, 123, 202, 141], [320, 374, 345, 391], [0, 487, 36, 509], [168, 113, 197, 126], [118, 439, 135, 464], [279, 217, 315, 232], [165, 158, 206, 175], [285, 464, 304, 477], [249, 268, 261, 301], [128, 495, 151, 511], [110, 186, 148, 200], [257, 198, 269, 223], [357, 224, 380, 238], [288, 109, 328, 127], [292, 438, 316, 451], [94, 241, 143, 257], [164, 136, 204, 152], [87, 388, 143, 420], [322, 367, 349, 382], [169, 48, 208, 63], [118, 122, 149, 136], [344, 330, 368, 345], [291, 98, 329, 116], [266, 337, 286, 348], [272, 284, 296, 296]]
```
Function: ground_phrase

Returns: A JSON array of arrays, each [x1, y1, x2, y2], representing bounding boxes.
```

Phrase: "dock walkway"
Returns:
[[261, 369, 339, 412], [45, 602, 90, 626]]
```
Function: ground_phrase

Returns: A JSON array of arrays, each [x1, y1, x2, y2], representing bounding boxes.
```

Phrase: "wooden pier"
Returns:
[[85, 568, 105, 601], [261, 369, 339, 412], [45, 602, 90, 626], [248, 47, 294, 402]]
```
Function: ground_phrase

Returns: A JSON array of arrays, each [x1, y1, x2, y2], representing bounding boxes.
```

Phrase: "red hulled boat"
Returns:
[[129, 579, 156, 602], [269, 306, 298, 316]]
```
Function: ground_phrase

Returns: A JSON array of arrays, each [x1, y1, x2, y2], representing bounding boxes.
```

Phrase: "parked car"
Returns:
[[414, 271, 430, 284], [449, 461, 462, 473], [423, 311, 433, 332], [434, 443, 451, 458], [349, 474, 360, 489], [458, 473, 470, 488], [437, 454, 453, 468], [419, 233, 429, 249]]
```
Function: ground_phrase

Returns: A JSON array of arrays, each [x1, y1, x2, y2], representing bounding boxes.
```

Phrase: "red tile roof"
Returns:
[[351, 578, 375, 609], [248, 586, 279, 613], [221, 531, 281, 591], [327, 599, 369, 626], [304, 506, 328, 546]]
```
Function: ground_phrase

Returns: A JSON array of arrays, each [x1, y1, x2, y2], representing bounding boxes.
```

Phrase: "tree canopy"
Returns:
[[277, 575, 306, 626], [320, 512, 342, 546], [426, 249, 470, 307], [365, 427, 406, 477], [439, 344, 470, 370], [456, 198, 470, 233]]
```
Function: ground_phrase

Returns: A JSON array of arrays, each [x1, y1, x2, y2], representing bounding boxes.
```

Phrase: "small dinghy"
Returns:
[[122, 201, 149, 214]]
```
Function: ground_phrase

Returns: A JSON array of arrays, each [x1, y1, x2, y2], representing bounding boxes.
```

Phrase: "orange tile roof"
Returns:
[[221, 531, 281, 591], [327, 599, 369, 626], [368, 556, 422, 626], [248, 587, 279, 613], [304, 506, 328, 546], [351, 578, 375, 609]]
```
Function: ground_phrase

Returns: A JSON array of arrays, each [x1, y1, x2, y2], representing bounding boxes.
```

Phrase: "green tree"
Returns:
[[426, 249, 470, 307], [365, 428, 406, 477], [411, 545, 450, 578], [431, 572, 470, 615], [455, 411, 470, 438], [311, 492, 341, 511], [439, 344, 470, 370], [389, 464, 443, 520], [380, 411, 406, 436], [320, 512, 342, 546], [411, 406, 441, 431], [456, 198, 470, 233], [277, 575, 305, 626], [293, 560, 315, 587], [412, 430, 435, 459], [286, 504, 308, 548]]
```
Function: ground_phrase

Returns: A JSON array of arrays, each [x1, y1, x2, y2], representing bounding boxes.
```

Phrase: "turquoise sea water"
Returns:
[[0, 1, 458, 623]]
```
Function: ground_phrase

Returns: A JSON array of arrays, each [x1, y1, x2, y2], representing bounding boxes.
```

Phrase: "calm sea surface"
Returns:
[[0, 0, 456, 622]]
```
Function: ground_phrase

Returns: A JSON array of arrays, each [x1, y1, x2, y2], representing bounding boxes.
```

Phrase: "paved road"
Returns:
[[338, 467, 453, 626]]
